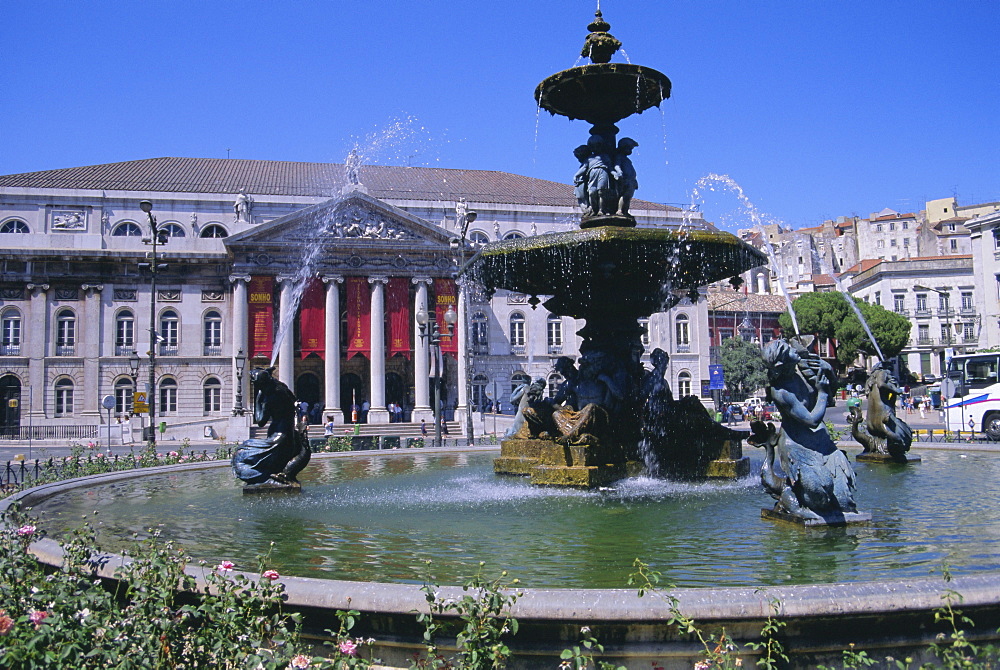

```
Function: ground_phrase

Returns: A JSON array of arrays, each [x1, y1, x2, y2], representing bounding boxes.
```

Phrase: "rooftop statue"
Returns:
[[750, 339, 866, 524], [232, 367, 311, 491]]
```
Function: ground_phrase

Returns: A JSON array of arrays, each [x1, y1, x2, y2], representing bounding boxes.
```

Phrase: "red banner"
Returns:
[[299, 277, 325, 359], [248, 276, 274, 362], [346, 277, 370, 360], [387, 277, 411, 359], [434, 278, 458, 358]]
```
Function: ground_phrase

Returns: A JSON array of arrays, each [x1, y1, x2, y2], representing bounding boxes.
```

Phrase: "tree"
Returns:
[[777, 292, 911, 369], [719, 337, 768, 400]]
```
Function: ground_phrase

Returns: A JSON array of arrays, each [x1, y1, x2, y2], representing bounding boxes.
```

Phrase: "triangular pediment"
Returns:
[[226, 191, 454, 251]]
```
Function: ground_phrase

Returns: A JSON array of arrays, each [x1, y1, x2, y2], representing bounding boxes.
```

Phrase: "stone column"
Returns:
[[411, 277, 433, 423], [323, 275, 344, 423], [367, 276, 389, 424], [81, 284, 105, 418], [277, 277, 296, 392], [454, 277, 470, 432], [229, 275, 250, 407], [25, 283, 49, 419], [227, 275, 251, 442]]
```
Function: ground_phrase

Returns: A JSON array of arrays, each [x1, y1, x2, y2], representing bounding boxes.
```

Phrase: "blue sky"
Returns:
[[2, 1, 997, 231]]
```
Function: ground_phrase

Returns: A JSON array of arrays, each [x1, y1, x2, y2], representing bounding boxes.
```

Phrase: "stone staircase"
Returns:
[[305, 421, 462, 440]]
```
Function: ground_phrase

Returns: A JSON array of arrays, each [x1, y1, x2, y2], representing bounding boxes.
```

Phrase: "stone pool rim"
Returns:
[[5, 445, 1000, 666]]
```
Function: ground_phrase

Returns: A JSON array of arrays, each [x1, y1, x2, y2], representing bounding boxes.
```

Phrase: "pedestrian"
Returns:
[[324, 416, 335, 437], [387, 402, 396, 423], [361, 400, 370, 423], [420, 419, 427, 436], [394, 403, 403, 423]]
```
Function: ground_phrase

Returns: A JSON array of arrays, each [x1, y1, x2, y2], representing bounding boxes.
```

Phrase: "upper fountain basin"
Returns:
[[535, 63, 672, 125], [466, 226, 767, 319]]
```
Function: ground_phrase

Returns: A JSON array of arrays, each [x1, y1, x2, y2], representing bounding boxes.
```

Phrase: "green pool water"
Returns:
[[30, 449, 1000, 588]]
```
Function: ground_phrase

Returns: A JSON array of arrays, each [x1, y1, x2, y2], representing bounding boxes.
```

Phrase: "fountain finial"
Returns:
[[582, 10, 621, 64]]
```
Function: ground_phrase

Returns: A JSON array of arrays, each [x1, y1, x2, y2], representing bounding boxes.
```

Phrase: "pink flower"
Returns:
[[0, 612, 13, 635], [262, 569, 280, 580], [29, 610, 49, 627], [16, 524, 36, 537], [168, 451, 179, 458], [338, 639, 358, 656], [288, 654, 312, 669], [157, 453, 164, 458], [216, 560, 235, 574], [97, 453, 104, 458]]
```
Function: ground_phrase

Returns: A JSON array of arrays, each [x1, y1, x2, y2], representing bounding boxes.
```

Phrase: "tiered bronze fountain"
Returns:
[[466, 12, 767, 487]]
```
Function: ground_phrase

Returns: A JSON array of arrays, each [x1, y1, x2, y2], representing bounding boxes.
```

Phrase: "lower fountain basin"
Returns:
[[8, 446, 1000, 668]]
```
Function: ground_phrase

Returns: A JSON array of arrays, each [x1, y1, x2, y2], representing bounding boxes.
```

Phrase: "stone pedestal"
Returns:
[[494, 437, 640, 488], [856, 452, 921, 464], [761, 507, 872, 527], [242, 481, 302, 495], [703, 439, 751, 479]]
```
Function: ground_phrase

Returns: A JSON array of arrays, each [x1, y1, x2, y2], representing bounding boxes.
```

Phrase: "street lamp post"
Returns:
[[453, 206, 477, 446], [138, 200, 164, 448], [233, 348, 247, 416], [416, 305, 456, 448], [128, 350, 141, 414]]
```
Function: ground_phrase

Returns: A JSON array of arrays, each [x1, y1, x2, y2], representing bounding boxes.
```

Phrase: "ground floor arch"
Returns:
[[0, 374, 21, 437]]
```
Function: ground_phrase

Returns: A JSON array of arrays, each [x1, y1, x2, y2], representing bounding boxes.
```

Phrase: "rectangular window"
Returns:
[[939, 293, 950, 311], [116, 319, 134, 347], [57, 319, 75, 346], [547, 319, 562, 348], [55, 387, 74, 416], [941, 324, 952, 344], [204, 386, 221, 413], [902, 222, 909, 230], [876, 240, 885, 249], [903, 238, 910, 247], [874, 291, 881, 306], [961, 292, 974, 310], [950, 239, 958, 251], [875, 224, 883, 232], [916, 294, 927, 311], [2, 317, 20, 346], [160, 386, 177, 413], [204, 320, 222, 347], [963, 323, 976, 342], [894, 295, 905, 312], [918, 324, 930, 342], [890, 239, 897, 247], [889, 222, 895, 231]]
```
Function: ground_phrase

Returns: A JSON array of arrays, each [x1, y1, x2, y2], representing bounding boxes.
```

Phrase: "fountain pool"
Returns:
[[25, 448, 1000, 588]]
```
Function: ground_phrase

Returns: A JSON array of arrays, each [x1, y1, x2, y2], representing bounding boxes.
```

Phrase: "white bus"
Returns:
[[943, 352, 1000, 440]]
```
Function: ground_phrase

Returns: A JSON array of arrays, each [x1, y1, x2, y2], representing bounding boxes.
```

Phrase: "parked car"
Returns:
[[761, 404, 780, 421]]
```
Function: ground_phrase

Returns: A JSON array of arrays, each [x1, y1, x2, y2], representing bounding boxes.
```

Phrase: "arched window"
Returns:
[[0, 219, 29, 234], [509, 312, 526, 348], [547, 371, 564, 399], [55, 309, 76, 355], [199, 224, 229, 238], [203, 376, 222, 414], [54, 378, 74, 416], [159, 223, 185, 238], [471, 311, 489, 354], [159, 377, 178, 414], [677, 371, 692, 397], [112, 222, 142, 237], [469, 231, 490, 248], [546, 314, 563, 351], [638, 318, 651, 347], [1, 308, 21, 355], [115, 310, 135, 356], [159, 309, 179, 355], [115, 377, 135, 416], [675, 313, 690, 348], [203, 310, 222, 355], [502, 231, 525, 241]]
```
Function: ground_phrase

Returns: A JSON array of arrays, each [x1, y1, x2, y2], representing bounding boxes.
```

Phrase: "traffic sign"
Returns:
[[133, 391, 149, 413]]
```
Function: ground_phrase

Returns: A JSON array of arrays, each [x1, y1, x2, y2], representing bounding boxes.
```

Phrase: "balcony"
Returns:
[[547, 346, 563, 355], [959, 307, 978, 317], [893, 308, 909, 316], [963, 335, 979, 344], [115, 344, 135, 357], [937, 308, 955, 318], [0, 344, 20, 356], [676, 344, 692, 353], [915, 337, 934, 346], [914, 309, 932, 318], [203, 345, 223, 356], [158, 344, 179, 356], [510, 345, 526, 356], [55, 344, 76, 356]]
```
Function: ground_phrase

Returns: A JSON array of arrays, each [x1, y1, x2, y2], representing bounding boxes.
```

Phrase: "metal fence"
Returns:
[[912, 430, 999, 444], [0, 425, 100, 441]]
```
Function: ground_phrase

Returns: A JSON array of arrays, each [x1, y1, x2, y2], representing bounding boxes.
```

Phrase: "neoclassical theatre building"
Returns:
[[0, 157, 713, 441]]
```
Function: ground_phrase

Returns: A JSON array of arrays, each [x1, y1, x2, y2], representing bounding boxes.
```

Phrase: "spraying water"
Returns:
[[810, 246, 885, 361], [690, 174, 801, 337], [268, 117, 434, 366]]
